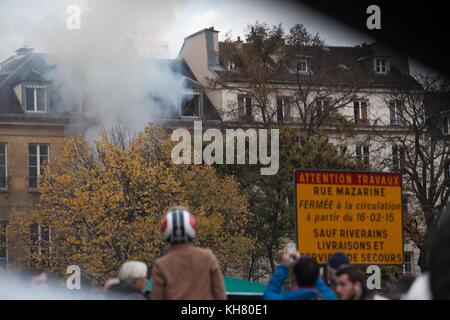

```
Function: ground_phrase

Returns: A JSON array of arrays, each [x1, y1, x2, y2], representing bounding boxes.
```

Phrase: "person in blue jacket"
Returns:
[[264, 245, 337, 300]]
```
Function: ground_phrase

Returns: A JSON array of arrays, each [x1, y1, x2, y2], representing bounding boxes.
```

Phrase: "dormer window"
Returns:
[[374, 57, 389, 74], [298, 59, 309, 73], [227, 60, 236, 71], [25, 85, 46, 112], [180, 92, 200, 117]]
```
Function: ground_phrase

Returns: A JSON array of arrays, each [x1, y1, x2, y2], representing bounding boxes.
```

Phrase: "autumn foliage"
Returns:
[[8, 125, 254, 283]]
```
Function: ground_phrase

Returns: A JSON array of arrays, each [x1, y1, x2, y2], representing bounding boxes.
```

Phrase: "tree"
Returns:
[[7, 125, 254, 283], [208, 22, 371, 131], [215, 127, 359, 279], [369, 73, 450, 271], [208, 22, 367, 279]]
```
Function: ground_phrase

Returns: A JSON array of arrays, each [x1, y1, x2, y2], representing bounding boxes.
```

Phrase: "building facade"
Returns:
[[176, 27, 445, 275], [1, 27, 448, 275]]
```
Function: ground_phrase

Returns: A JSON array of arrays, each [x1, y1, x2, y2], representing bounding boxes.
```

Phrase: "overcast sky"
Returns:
[[0, 0, 373, 62]]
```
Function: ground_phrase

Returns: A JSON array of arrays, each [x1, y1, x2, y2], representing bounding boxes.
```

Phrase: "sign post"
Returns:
[[294, 169, 403, 265]]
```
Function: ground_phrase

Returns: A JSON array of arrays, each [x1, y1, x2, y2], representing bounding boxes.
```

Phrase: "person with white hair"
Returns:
[[106, 261, 148, 300]]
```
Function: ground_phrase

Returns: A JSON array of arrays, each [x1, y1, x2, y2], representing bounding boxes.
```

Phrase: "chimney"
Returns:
[[15, 46, 34, 56]]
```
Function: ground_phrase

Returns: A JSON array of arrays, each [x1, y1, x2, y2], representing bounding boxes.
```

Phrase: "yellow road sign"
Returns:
[[294, 169, 404, 265]]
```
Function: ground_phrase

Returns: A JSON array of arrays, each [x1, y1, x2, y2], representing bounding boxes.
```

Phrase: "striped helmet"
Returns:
[[161, 206, 197, 243]]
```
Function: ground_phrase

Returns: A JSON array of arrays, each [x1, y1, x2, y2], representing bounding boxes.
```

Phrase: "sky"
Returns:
[[0, 0, 373, 61]]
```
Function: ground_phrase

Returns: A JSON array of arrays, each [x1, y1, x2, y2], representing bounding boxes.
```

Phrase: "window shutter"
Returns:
[[245, 97, 252, 116], [363, 145, 369, 155], [238, 96, 244, 118], [392, 145, 399, 168], [356, 145, 362, 158], [363, 145, 370, 165], [354, 101, 359, 122], [284, 98, 290, 120], [30, 223, 39, 244], [361, 101, 368, 122], [443, 115, 449, 135], [277, 98, 283, 122], [317, 100, 323, 114], [389, 101, 396, 125]]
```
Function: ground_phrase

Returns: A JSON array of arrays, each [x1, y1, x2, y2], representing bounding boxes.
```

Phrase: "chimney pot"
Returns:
[[15, 46, 34, 56]]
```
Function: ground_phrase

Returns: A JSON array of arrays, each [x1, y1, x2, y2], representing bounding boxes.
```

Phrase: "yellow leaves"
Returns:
[[9, 125, 254, 282]]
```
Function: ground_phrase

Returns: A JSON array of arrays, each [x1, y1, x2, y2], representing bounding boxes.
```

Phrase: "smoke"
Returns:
[[0, 0, 191, 139]]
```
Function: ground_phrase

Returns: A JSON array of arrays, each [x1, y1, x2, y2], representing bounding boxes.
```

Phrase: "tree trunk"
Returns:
[[267, 247, 275, 273], [418, 215, 437, 272], [418, 243, 429, 273], [248, 254, 255, 280]]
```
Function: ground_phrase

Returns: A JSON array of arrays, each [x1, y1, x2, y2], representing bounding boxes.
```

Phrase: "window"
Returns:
[[354, 100, 368, 125], [0, 220, 7, 270], [392, 145, 405, 172], [356, 143, 370, 165], [180, 92, 200, 117], [442, 115, 449, 136], [404, 251, 413, 273], [62, 87, 83, 113], [227, 60, 236, 71], [29, 223, 51, 256], [298, 59, 309, 73], [389, 100, 403, 126], [0, 143, 6, 189], [276, 97, 290, 122], [316, 98, 330, 118], [28, 144, 49, 189], [25, 85, 46, 112], [374, 57, 389, 74], [238, 95, 252, 119]]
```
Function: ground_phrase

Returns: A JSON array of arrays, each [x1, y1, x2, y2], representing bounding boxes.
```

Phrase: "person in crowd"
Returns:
[[334, 265, 374, 300], [18, 267, 49, 291], [151, 206, 226, 300], [402, 272, 431, 300], [429, 214, 450, 300], [324, 252, 349, 289], [103, 278, 120, 294], [404, 214, 450, 300], [106, 261, 148, 300], [263, 244, 336, 300], [390, 274, 416, 300]]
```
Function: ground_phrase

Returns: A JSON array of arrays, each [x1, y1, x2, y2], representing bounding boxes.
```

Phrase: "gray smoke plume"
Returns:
[[0, 0, 191, 139]]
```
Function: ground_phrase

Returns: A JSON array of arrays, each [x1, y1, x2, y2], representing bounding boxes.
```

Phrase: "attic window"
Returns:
[[25, 85, 46, 112], [298, 59, 309, 73], [227, 60, 236, 71], [374, 57, 389, 74], [181, 92, 200, 117]]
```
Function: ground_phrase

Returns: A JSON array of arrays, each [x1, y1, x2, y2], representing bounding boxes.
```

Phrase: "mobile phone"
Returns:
[[287, 242, 297, 262]]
